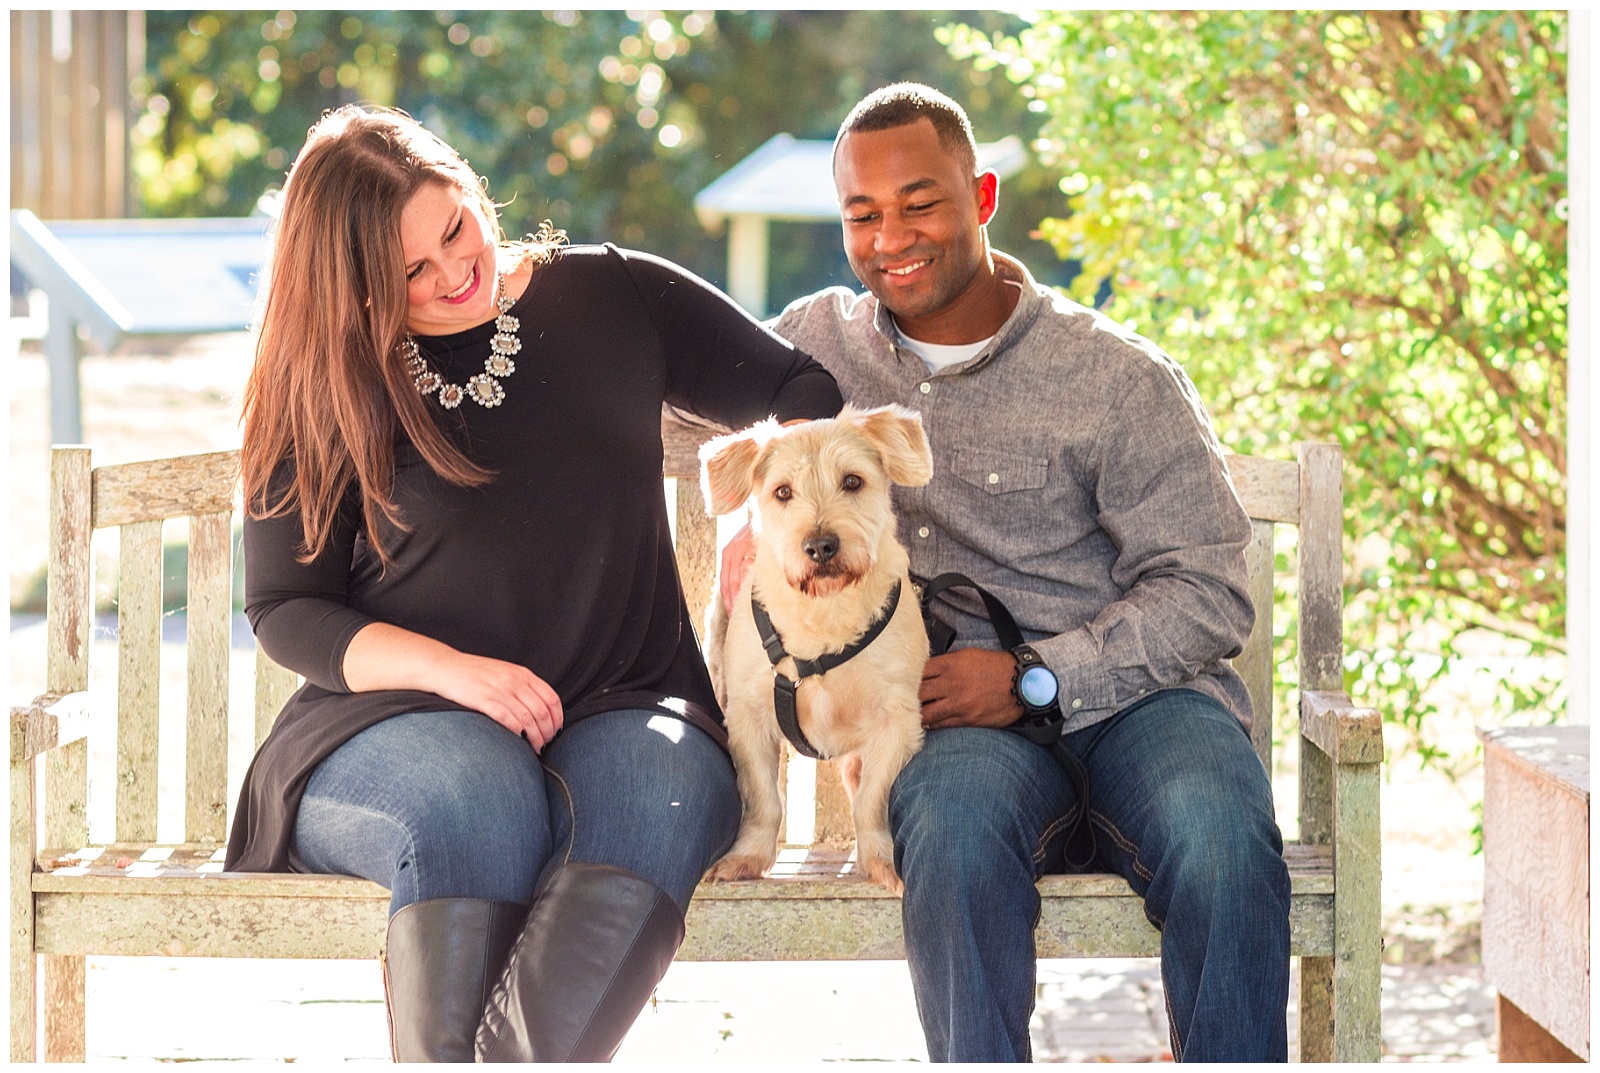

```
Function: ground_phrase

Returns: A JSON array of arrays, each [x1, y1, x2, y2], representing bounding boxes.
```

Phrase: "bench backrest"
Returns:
[[37, 425, 1342, 851]]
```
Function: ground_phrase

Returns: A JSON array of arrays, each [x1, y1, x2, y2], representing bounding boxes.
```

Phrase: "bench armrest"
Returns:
[[1300, 689, 1383, 765], [9, 692, 94, 764]]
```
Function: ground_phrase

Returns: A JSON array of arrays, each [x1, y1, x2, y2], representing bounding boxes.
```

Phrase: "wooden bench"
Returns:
[[10, 422, 1383, 1062]]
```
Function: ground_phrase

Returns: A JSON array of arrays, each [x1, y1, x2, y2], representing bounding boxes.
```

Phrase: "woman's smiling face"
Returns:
[[399, 179, 500, 336]]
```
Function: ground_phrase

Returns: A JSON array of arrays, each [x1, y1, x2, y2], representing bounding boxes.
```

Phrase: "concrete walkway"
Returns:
[[75, 954, 1495, 1063]]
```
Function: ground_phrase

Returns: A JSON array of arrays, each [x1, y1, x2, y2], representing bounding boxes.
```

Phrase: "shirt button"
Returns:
[[1070, 698, 1083, 710], [917, 526, 930, 539], [918, 382, 931, 394], [987, 472, 1000, 485]]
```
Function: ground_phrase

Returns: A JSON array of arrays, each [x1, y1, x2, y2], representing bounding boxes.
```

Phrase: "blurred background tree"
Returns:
[[944, 11, 1567, 756], [132, 9, 1072, 306]]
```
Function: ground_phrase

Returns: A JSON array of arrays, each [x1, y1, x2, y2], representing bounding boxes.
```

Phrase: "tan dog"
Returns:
[[699, 404, 932, 894]]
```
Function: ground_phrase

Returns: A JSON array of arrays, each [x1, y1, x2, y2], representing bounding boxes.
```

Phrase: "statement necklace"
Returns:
[[404, 273, 521, 409]]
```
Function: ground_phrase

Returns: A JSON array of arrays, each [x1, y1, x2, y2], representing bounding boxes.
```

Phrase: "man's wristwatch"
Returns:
[[1010, 644, 1061, 718]]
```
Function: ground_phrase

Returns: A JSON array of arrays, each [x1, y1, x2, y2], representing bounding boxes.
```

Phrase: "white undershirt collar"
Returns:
[[891, 280, 1022, 375]]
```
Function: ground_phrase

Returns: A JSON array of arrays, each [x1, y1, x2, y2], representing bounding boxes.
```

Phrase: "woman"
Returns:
[[224, 105, 841, 1062]]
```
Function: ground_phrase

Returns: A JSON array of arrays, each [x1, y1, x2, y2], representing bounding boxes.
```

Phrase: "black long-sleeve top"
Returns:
[[225, 244, 842, 873]]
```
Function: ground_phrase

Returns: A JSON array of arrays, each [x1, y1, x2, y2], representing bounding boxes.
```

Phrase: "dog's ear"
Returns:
[[856, 405, 934, 487], [700, 431, 764, 516]]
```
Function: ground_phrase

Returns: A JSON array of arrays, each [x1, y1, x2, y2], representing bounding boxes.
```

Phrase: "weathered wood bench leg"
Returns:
[[1297, 731, 1334, 1063], [1331, 760, 1381, 1061], [43, 956, 86, 1062], [10, 722, 39, 1062], [1298, 956, 1334, 1062], [43, 733, 90, 1063]]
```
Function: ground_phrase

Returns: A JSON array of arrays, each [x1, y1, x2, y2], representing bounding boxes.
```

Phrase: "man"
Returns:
[[727, 83, 1290, 1062]]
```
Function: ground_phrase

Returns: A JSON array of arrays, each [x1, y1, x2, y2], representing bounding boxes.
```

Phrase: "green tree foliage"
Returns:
[[944, 11, 1567, 748], [133, 10, 1069, 307]]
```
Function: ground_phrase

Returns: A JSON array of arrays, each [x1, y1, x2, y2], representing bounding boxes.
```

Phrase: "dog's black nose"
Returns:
[[803, 533, 840, 564]]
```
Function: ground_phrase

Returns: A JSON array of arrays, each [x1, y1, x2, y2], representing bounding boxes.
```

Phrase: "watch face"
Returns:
[[1018, 665, 1059, 709]]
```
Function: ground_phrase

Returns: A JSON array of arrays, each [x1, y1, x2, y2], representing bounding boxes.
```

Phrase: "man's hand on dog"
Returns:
[[919, 648, 1024, 729]]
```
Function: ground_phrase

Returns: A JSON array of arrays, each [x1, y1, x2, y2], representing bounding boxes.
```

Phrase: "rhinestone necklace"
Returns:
[[403, 273, 521, 409]]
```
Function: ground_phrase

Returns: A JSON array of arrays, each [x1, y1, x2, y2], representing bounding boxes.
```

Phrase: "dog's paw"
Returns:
[[704, 853, 772, 883], [862, 856, 904, 896]]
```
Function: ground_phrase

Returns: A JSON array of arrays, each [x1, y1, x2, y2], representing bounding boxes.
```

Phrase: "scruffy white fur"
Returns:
[[699, 404, 932, 894]]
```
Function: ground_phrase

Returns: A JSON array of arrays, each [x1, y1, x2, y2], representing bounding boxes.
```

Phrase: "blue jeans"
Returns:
[[889, 689, 1290, 1063], [292, 708, 741, 917]]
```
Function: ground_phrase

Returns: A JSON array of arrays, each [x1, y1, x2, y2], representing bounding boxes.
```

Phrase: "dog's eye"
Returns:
[[841, 474, 863, 492], [773, 484, 793, 502]]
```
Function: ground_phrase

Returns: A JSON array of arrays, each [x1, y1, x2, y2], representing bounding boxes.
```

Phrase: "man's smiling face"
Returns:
[[833, 118, 994, 331]]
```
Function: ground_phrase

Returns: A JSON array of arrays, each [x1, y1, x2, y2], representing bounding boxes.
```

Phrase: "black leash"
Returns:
[[749, 579, 904, 761], [919, 572, 1098, 871]]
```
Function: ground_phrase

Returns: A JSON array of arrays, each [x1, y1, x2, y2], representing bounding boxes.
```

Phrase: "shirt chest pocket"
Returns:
[[951, 448, 1050, 495]]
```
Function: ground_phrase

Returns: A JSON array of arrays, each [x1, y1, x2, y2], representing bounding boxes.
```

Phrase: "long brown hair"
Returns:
[[241, 105, 560, 564]]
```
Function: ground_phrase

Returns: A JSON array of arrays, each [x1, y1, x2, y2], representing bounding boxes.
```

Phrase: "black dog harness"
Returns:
[[748, 579, 903, 760]]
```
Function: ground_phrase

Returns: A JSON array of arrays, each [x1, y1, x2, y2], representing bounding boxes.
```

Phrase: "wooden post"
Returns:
[[43, 255, 86, 446], [726, 213, 769, 318], [1295, 441, 1343, 1063], [10, 709, 38, 1062], [41, 447, 92, 1062], [1332, 757, 1382, 1060]]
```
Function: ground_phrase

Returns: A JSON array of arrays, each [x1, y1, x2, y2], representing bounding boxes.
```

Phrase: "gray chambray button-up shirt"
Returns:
[[771, 251, 1256, 735]]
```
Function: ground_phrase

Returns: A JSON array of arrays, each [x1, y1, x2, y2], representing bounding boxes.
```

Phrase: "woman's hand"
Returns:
[[720, 521, 756, 613], [343, 622, 565, 750], [427, 651, 565, 751]]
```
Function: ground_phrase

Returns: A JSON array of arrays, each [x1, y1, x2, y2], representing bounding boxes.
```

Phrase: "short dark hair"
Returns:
[[836, 83, 978, 175]]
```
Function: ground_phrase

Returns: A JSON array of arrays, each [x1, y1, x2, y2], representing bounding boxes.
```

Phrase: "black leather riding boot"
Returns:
[[382, 897, 528, 1062], [475, 863, 686, 1063]]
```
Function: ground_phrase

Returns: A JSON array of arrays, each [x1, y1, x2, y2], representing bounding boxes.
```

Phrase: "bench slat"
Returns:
[[37, 890, 388, 960], [254, 651, 299, 749], [116, 520, 163, 843], [35, 842, 1332, 890], [185, 512, 233, 844], [91, 451, 239, 529], [31, 885, 1335, 961], [32, 841, 1334, 961], [1227, 453, 1300, 524]]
